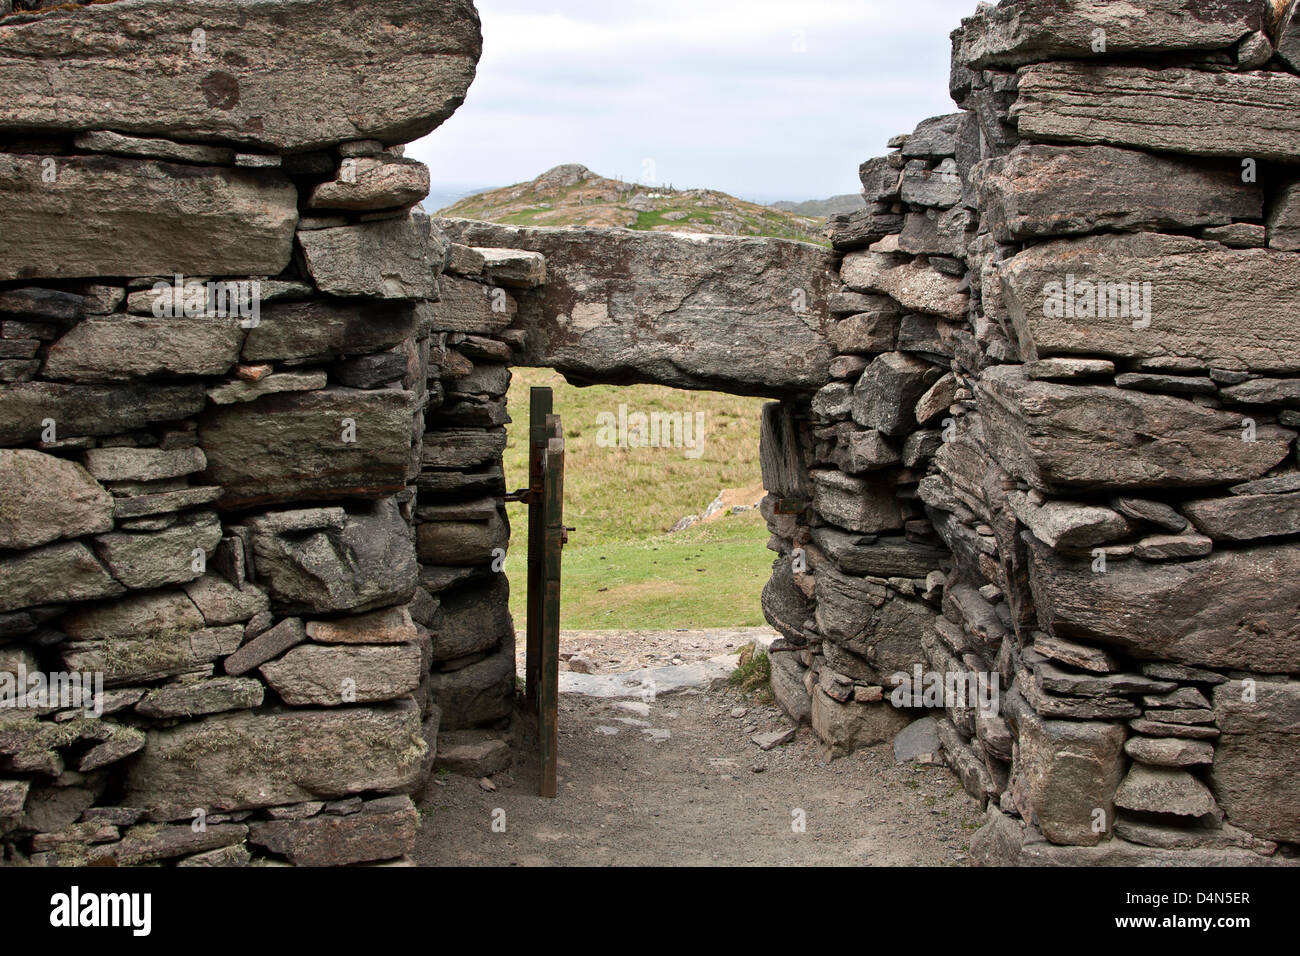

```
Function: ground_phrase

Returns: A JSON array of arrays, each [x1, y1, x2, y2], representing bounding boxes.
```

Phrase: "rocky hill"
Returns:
[[772, 193, 865, 217], [436, 163, 828, 244]]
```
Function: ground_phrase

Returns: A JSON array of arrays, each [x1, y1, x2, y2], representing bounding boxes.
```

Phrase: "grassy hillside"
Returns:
[[438, 163, 828, 245], [501, 368, 775, 629]]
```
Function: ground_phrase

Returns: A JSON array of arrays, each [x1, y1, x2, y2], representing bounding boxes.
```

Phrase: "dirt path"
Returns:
[[513, 626, 772, 676], [415, 639, 984, 866]]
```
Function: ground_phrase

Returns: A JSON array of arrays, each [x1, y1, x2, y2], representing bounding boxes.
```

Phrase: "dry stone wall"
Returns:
[[0, 0, 536, 866], [758, 0, 1300, 865], [5, 0, 1300, 870]]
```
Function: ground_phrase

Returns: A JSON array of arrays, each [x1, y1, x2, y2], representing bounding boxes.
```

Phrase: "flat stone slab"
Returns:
[[437, 219, 836, 397], [0, 0, 481, 152], [0, 154, 296, 281], [1026, 534, 1300, 672], [1013, 63, 1300, 163], [198, 388, 417, 509], [124, 701, 426, 817], [998, 232, 1300, 374], [953, 0, 1262, 70], [559, 653, 742, 699], [979, 144, 1261, 242], [978, 366, 1293, 492]]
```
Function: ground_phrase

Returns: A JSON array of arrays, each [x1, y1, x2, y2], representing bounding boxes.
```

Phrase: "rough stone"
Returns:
[[1115, 764, 1218, 818], [123, 701, 426, 817], [1133, 533, 1214, 561], [811, 687, 913, 758], [136, 677, 264, 719], [92, 509, 222, 590], [418, 276, 517, 337], [223, 618, 307, 676], [434, 730, 513, 776], [1182, 492, 1300, 542], [43, 317, 245, 383], [1267, 180, 1300, 251], [1006, 493, 1130, 549], [894, 716, 941, 764], [0, 0, 482, 152], [1012, 705, 1127, 845], [478, 248, 547, 288], [1209, 680, 1300, 843], [811, 469, 904, 534], [1025, 534, 1300, 671], [260, 644, 422, 706], [308, 157, 430, 212], [72, 129, 235, 165], [1125, 736, 1214, 768], [841, 252, 969, 321], [980, 145, 1261, 243], [305, 607, 418, 645], [416, 506, 508, 566], [1013, 63, 1300, 163], [199, 388, 417, 509], [208, 371, 328, 406], [768, 650, 812, 725], [1110, 496, 1188, 533], [431, 578, 512, 663], [900, 158, 962, 208], [851, 352, 942, 436], [0, 449, 114, 550], [297, 215, 446, 300], [82, 447, 205, 483], [971, 805, 1280, 866], [811, 528, 949, 578], [0, 153, 296, 281], [978, 366, 1294, 492], [0, 541, 124, 613], [1001, 233, 1300, 373], [246, 499, 418, 615], [0, 382, 206, 447], [249, 795, 418, 866], [438, 219, 836, 396], [427, 639, 514, 731], [954, 0, 1262, 70]]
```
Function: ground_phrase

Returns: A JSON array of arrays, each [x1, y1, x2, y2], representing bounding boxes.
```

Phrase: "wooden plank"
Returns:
[[539, 414, 565, 798], [525, 387, 551, 713]]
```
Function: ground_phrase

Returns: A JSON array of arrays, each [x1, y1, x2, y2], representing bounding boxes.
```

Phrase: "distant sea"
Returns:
[[424, 184, 496, 214]]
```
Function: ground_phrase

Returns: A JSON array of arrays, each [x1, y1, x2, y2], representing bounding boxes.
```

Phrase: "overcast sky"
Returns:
[[408, 0, 981, 205]]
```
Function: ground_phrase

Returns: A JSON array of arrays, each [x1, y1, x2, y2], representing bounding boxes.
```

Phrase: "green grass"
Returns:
[[501, 368, 774, 630], [504, 514, 774, 630], [729, 643, 774, 702]]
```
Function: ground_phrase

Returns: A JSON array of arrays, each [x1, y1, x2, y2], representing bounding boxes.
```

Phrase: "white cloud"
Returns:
[[410, 0, 980, 202]]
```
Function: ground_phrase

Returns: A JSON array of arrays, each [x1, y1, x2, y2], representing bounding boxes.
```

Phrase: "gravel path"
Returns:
[[414, 650, 983, 867]]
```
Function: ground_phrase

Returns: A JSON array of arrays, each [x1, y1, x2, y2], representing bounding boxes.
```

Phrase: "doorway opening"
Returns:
[[501, 367, 776, 679]]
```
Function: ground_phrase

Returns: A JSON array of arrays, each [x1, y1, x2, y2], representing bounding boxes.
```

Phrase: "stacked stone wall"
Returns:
[[761, 0, 1300, 865], [0, 0, 532, 866]]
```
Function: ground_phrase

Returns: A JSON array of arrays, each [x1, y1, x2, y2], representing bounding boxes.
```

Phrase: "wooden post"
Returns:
[[539, 414, 564, 798], [525, 387, 551, 714]]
